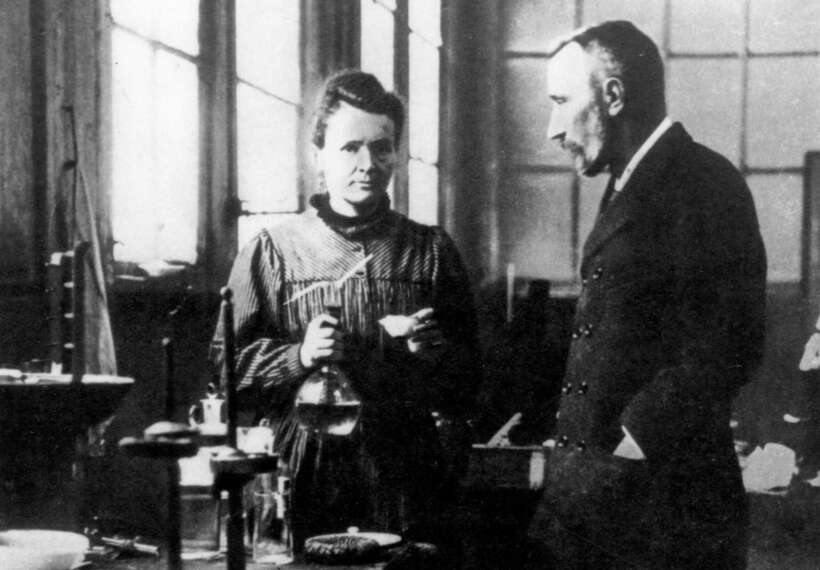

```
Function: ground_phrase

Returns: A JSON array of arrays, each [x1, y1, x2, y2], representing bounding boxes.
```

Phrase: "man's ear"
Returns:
[[602, 77, 625, 117]]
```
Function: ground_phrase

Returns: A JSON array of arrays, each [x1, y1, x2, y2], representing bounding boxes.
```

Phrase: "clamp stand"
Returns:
[[119, 338, 199, 570], [211, 287, 278, 570]]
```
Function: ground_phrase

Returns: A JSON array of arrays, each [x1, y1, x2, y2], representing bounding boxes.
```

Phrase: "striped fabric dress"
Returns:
[[211, 194, 479, 547]]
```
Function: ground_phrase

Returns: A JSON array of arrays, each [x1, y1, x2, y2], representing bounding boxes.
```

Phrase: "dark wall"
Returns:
[[0, 0, 36, 287]]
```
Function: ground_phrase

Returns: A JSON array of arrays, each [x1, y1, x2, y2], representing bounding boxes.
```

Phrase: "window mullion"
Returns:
[[198, 0, 237, 286], [392, 0, 410, 215], [303, 0, 361, 203]]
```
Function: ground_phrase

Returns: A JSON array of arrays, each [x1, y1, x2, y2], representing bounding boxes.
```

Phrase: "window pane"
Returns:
[[238, 213, 298, 250], [154, 0, 199, 55], [112, 30, 152, 263], [110, 0, 154, 37], [668, 59, 742, 165], [409, 33, 439, 164], [408, 160, 438, 225], [154, 52, 199, 262], [669, 0, 743, 53], [750, 0, 820, 53], [237, 84, 300, 213], [747, 57, 820, 168], [503, 58, 567, 167], [502, 172, 574, 281], [409, 0, 441, 46], [110, 0, 151, 36], [112, 32, 199, 263], [503, 0, 575, 53], [361, 0, 395, 91], [747, 174, 802, 283], [111, 0, 199, 56], [236, 0, 300, 102]]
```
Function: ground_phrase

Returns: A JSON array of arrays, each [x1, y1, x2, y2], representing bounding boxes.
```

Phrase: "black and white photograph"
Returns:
[[0, 1, 818, 569]]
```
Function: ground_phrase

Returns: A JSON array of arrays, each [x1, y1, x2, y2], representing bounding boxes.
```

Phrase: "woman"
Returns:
[[211, 70, 479, 552]]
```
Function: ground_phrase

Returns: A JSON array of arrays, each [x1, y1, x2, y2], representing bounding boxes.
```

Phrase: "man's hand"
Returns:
[[299, 313, 344, 369], [407, 307, 447, 361], [613, 426, 646, 460]]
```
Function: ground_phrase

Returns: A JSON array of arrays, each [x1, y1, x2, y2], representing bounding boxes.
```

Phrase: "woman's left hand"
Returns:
[[407, 308, 448, 361]]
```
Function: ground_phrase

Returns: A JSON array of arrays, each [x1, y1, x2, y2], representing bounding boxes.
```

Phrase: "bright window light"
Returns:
[[360, 0, 396, 91], [236, 0, 302, 238], [111, 24, 199, 264]]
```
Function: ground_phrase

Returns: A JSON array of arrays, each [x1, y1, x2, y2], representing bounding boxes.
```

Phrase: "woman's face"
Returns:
[[316, 101, 397, 217]]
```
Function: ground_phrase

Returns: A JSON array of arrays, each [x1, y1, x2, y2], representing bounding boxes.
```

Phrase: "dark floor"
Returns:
[[748, 486, 820, 569], [5, 453, 820, 569]]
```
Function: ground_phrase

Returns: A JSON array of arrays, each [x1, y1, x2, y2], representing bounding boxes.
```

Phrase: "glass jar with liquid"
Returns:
[[294, 304, 361, 437]]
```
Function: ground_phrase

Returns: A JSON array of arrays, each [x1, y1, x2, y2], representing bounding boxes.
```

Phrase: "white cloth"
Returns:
[[614, 117, 673, 192]]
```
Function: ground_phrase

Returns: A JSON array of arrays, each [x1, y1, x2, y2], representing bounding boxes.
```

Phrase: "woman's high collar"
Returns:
[[309, 193, 392, 239]]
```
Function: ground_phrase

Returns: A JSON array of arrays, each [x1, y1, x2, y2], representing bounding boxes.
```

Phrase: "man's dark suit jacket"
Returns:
[[529, 123, 767, 569]]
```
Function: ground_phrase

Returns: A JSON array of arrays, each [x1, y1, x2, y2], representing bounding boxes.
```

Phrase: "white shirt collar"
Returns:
[[613, 117, 673, 192]]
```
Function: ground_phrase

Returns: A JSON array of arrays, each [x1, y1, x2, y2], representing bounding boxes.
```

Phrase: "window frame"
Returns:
[[105, 0, 450, 290], [105, 0, 308, 288], [359, 0, 446, 223]]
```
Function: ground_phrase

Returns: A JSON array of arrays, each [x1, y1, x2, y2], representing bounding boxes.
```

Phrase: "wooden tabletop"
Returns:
[[89, 552, 385, 570]]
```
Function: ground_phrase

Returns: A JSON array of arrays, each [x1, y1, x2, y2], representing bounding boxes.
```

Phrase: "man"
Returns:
[[527, 21, 767, 568]]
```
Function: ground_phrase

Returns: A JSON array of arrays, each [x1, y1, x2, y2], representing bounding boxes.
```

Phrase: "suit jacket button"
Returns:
[[557, 435, 569, 448], [577, 382, 588, 394], [583, 324, 593, 337], [572, 329, 580, 340], [562, 383, 573, 395], [593, 267, 603, 280], [576, 440, 587, 451]]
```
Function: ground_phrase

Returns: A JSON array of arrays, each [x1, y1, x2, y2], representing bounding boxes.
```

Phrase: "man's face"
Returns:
[[547, 42, 609, 176], [316, 101, 397, 216]]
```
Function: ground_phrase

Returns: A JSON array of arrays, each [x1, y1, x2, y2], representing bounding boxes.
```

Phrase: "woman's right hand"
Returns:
[[299, 313, 345, 369]]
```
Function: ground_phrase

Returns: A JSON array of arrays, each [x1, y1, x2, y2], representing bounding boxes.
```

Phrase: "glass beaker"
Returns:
[[252, 473, 293, 564]]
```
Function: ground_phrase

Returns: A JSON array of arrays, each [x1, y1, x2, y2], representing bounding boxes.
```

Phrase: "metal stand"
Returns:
[[119, 338, 199, 570], [211, 287, 278, 570]]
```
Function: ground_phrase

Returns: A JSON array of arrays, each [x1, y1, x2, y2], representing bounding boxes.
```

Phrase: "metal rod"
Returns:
[[166, 461, 183, 570], [220, 287, 238, 448], [220, 286, 248, 570], [227, 484, 245, 570], [162, 337, 174, 421]]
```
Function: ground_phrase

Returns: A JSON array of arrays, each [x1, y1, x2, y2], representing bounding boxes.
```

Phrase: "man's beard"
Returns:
[[581, 108, 615, 177], [582, 152, 608, 177]]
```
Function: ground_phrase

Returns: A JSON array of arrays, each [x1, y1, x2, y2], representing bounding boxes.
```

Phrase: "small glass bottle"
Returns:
[[252, 472, 293, 564], [294, 304, 361, 436]]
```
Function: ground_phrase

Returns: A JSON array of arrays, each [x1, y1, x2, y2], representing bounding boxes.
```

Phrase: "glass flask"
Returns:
[[294, 304, 361, 436]]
